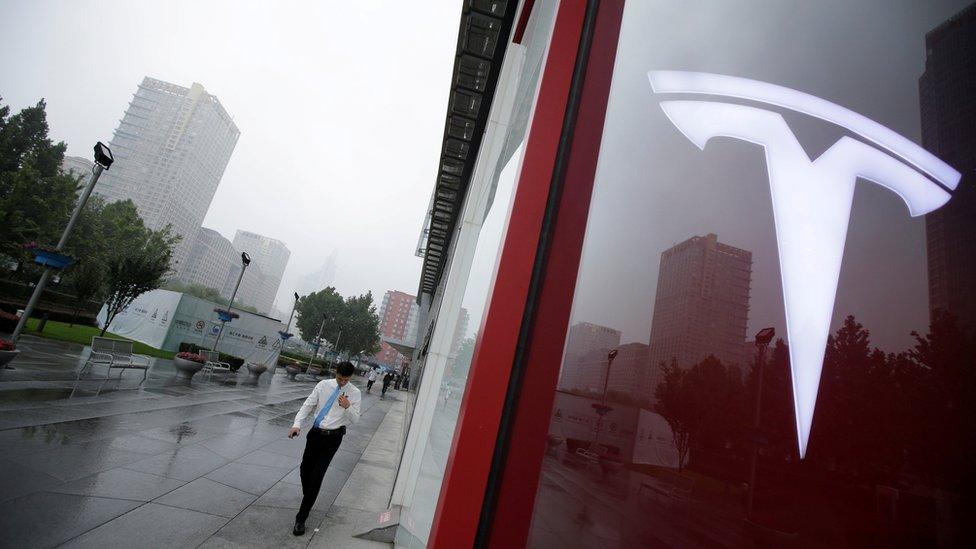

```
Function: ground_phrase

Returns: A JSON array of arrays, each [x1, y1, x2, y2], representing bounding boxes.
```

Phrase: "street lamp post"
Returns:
[[332, 329, 342, 361], [10, 143, 114, 344], [285, 292, 299, 335], [307, 314, 329, 371], [212, 251, 250, 353], [747, 327, 776, 518]]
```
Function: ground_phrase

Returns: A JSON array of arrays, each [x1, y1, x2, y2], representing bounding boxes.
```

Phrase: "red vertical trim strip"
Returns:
[[427, 2, 590, 547], [486, 1, 627, 547]]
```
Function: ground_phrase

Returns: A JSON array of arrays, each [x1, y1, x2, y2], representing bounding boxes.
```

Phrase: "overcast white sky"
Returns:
[[0, 0, 462, 314]]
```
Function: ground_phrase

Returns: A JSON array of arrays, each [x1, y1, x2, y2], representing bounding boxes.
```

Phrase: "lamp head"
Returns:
[[755, 327, 776, 347], [241, 252, 251, 266], [93, 142, 114, 169]]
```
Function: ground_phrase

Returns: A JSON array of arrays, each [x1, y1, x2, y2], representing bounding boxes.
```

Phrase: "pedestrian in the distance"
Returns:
[[381, 371, 394, 399], [288, 361, 361, 536], [393, 373, 402, 390], [367, 367, 378, 393]]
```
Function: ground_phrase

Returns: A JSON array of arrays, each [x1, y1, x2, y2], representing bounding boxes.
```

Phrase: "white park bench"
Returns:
[[199, 349, 232, 378], [76, 336, 151, 383]]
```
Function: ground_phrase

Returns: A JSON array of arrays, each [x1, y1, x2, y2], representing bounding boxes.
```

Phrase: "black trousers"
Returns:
[[297, 428, 343, 522], [366, 380, 375, 391]]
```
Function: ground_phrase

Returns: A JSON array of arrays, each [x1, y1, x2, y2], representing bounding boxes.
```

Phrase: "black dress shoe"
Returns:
[[293, 521, 306, 536]]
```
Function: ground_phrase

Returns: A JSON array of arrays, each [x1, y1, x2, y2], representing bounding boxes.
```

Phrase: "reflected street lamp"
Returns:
[[591, 349, 618, 451], [747, 327, 776, 518], [10, 142, 113, 345], [212, 251, 250, 354]]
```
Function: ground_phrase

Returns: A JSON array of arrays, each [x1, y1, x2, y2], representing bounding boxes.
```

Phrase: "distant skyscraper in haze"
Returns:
[[60, 156, 94, 182], [178, 228, 236, 297], [298, 250, 339, 295], [645, 233, 752, 399], [225, 230, 290, 316], [97, 77, 240, 273], [557, 321, 622, 392], [921, 4, 976, 331]]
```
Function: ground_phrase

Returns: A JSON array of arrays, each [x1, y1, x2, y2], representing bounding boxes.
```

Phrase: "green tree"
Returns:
[[655, 358, 692, 470], [655, 355, 743, 472], [339, 291, 381, 356], [101, 219, 179, 336], [0, 98, 78, 269], [295, 287, 345, 342], [61, 195, 109, 325], [294, 287, 380, 356]]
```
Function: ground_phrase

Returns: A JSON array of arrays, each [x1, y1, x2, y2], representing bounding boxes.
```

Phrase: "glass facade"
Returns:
[[393, 2, 559, 547], [509, 1, 976, 547]]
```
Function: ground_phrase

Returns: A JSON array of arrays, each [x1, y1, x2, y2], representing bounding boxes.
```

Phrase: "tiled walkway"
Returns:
[[0, 335, 400, 548]]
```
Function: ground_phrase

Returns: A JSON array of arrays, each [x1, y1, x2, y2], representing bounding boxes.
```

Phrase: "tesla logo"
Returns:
[[648, 71, 960, 458]]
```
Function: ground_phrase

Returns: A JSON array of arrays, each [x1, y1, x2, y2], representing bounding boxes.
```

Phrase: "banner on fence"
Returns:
[[98, 289, 285, 365]]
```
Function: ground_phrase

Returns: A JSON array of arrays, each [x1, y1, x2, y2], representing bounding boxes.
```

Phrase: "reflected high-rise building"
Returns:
[[645, 233, 752, 400], [921, 4, 976, 331], [557, 321, 622, 393], [377, 290, 421, 367]]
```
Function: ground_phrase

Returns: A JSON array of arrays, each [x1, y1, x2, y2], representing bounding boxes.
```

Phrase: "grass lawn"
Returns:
[[24, 318, 175, 359]]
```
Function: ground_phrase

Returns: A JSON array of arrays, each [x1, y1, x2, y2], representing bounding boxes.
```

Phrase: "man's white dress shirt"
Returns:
[[293, 379, 362, 430]]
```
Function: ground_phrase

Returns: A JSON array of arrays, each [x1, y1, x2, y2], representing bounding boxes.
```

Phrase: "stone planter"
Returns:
[[285, 365, 301, 380], [307, 367, 323, 377], [0, 349, 19, 369], [173, 356, 205, 383], [245, 362, 268, 384]]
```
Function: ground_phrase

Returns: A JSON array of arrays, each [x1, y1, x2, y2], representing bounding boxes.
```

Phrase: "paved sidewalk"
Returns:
[[0, 335, 403, 548]]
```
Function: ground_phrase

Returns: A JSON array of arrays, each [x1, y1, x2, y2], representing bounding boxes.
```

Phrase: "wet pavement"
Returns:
[[0, 335, 399, 548]]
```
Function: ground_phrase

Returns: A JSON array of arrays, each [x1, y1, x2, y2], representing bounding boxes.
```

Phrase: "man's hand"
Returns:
[[288, 427, 300, 439], [338, 394, 350, 409]]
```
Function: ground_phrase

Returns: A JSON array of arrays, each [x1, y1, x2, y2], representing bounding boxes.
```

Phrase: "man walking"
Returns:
[[288, 361, 361, 536], [381, 371, 394, 399], [366, 367, 378, 393]]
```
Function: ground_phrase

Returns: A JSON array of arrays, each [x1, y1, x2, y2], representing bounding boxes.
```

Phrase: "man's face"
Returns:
[[336, 374, 351, 387]]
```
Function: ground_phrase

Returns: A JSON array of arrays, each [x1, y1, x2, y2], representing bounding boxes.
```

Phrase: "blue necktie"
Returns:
[[313, 385, 341, 429]]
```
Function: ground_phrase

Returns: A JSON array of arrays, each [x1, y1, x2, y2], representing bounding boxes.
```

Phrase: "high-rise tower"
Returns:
[[921, 4, 976, 331], [97, 77, 240, 273], [644, 234, 752, 399]]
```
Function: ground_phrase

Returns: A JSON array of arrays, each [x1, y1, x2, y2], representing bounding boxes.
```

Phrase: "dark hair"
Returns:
[[336, 361, 355, 377]]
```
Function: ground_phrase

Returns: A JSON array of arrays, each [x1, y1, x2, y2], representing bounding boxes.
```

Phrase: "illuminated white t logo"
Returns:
[[648, 71, 960, 458]]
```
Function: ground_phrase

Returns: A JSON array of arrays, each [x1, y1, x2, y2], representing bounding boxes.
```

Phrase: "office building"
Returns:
[[226, 230, 290, 315], [376, 290, 420, 366], [298, 250, 339, 295], [177, 227, 237, 296], [60, 156, 94, 183], [921, 4, 976, 331], [644, 234, 752, 400], [557, 321, 622, 392], [96, 77, 240, 272]]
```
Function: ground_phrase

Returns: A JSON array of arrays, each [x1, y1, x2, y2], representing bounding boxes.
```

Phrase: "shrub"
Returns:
[[178, 342, 245, 370], [176, 351, 206, 363]]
